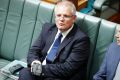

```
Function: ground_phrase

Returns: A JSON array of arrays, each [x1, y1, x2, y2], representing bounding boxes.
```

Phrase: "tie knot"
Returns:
[[58, 33, 62, 39]]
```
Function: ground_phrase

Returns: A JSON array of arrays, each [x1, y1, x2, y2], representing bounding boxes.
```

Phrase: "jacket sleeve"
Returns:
[[27, 23, 51, 67], [93, 56, 107, 80], [93, 45, 111, 80]]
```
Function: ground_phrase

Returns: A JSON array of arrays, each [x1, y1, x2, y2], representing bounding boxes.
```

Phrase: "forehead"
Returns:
[[55, 5, 73, 15]]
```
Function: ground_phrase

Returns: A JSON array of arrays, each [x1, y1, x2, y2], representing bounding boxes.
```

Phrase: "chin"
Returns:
[[117, 43, 120, 46], [58, 29, 64, 32], [58, 27, 64, 31]]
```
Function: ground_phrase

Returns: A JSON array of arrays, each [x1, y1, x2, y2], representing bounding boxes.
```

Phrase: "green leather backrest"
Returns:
[[14, 1, 55, 60], [76, 13, 101, 79], [0, 0, 55, 61], [75, 12, 86, 26], [14, 0, 40, 60], [82, 15, 102, 80], [89, 20, 117, 80], [0, 0, 10, 57], [81, 15, 101, 55], [31, 1, 55, 45], [0, 0, 24, 60], [0, 0, 10, 44]]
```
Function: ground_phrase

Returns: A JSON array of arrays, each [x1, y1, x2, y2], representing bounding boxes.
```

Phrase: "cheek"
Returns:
[[55, 19, 58, 23], [116, 36, 120, 41], [65, 21, 74, 26], [119, 37, 120, 40], [118, 34, 120, 38], [55, 20, 59, 26]]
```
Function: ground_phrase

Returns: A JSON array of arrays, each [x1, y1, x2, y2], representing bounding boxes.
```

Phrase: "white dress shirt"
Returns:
[[113, 61, 120, 80]]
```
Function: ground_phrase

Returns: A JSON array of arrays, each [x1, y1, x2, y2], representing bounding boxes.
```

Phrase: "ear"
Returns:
[[73, 15, 77, 23], [73, 15, 77, 19]]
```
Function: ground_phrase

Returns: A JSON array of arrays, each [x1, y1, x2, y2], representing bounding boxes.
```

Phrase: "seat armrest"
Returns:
[[93, 0, 107, 10]]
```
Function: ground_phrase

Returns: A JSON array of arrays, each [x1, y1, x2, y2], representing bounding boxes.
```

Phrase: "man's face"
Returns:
[[115, 27, 120, 45], [55, 5, 76, 32]]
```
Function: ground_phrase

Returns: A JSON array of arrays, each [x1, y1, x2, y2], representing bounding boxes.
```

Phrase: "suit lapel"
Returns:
[[46, 26, 58, 52], [58, 35, 73, 53]]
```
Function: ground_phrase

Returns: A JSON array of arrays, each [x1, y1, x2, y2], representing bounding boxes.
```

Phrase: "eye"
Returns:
[[64, 15, 72, 18], [119, 30, 120, 33], [56, 14, 61, 17], [64, 15, 69, 18]]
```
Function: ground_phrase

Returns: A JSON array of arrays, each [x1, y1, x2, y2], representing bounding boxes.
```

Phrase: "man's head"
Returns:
[[115, 26, 120, 45], [54, 1, 76, 32]]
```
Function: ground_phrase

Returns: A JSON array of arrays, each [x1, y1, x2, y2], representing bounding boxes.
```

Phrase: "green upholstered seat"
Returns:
[[1, 0, 25, 61], [89, 20, 117, 80], [13, 0, 40, 60], [0, 0, 119, 80]]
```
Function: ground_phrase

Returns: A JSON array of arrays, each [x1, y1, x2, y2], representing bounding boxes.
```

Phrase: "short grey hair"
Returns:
[[54, 1, 76, 15]]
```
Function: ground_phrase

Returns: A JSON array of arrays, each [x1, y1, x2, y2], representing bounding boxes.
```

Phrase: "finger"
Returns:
[[31, 60, 41, 66], [31, 67, 33, 72]]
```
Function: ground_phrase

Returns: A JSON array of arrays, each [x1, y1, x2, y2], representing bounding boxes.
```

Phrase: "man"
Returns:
[[19, 1, 90, 80], [93, 26, 120, 80]]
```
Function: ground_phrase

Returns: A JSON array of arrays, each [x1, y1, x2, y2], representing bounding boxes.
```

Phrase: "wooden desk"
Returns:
[[42, 0, 88, 11], [108, 13, 120, 24], [70, 0, 87, 11], [42, 0, 61, 4], [78, 0, 87, 10]]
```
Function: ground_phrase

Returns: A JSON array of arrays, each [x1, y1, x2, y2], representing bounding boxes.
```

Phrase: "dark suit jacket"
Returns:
[[93, 42, 120, 80], [27, 23, 90, 80]]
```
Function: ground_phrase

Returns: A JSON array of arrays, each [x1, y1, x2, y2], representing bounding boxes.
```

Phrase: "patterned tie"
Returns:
[[46, 33, 62, 63]]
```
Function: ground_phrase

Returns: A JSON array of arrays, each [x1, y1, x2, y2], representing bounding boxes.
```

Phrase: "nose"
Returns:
[[59, 16, 64, 21], [115, 34, 118, 37], [115, 33, 120, 39]]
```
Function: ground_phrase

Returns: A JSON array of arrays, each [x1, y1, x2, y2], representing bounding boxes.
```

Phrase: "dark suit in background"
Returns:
[[93, 42, 120, 80]]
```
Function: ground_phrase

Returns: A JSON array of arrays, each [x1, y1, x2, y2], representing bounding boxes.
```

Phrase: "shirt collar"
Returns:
[[58, 24, 74, 38]]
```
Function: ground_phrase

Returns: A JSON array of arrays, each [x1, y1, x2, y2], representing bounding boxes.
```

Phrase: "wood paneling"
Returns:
[[108, 13, 120, 24], [42, 0, 87, 11]]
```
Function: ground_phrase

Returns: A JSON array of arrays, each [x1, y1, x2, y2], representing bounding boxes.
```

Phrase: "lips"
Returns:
[[59, 23, 64, 26], [117, 39, 120, 43], [117, 41, 120, 45]]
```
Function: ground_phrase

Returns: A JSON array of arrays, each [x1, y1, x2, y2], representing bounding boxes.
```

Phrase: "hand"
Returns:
[[31, 60, 41, 68], [31, 60, 42, 76]]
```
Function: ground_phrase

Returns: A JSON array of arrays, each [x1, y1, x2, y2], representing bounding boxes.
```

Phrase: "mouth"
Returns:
[[117, 42, 120, 46], [117, 40, 120, 43], [59, 23, 64, 26]]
